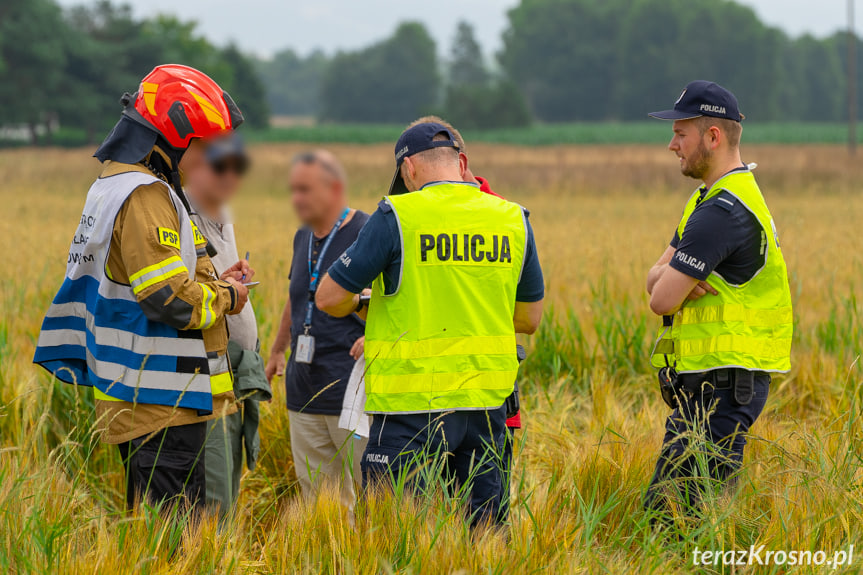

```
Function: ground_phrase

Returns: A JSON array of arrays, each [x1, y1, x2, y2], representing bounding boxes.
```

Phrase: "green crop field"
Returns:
[[6, 122, 863, 149], [251, 122, 863, 146], [0, 142, 861, 573]]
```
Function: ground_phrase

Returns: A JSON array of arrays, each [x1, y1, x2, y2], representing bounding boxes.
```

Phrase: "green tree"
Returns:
[[0, 0, 68, 143], [449, 21, 488, 87], [443, 80, 532, 130], [614, 0, 687, 120], [220, 43, 270, 129], [676, 0, 785, 122], [256, 49, 328, 117], [60, 4, 226, 143], [320, 22, 439, 123], [58, 3, 269, 139], [828, 32, 862, 122], [141, 15, 231, 83], [60, 2, 156, 143], [500, 0, 832, 123], [500, 0, 620, 121], [443, 21, 530, 130], [615, 0, 786, 121], [790, 35, 845, 122]]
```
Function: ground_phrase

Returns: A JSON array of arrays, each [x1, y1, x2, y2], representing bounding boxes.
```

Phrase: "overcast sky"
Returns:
[[54, 0, 854, 58]]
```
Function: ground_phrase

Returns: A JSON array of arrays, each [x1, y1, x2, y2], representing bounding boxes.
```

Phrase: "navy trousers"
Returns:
[[362, 407, 507, 528], [498, 427, 516, 523], [117, 421, 207, 512], [644, 374, 770, 515]]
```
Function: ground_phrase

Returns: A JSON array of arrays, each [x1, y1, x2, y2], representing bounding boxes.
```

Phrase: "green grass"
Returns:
[[2, 146, 861, 572], [249, 122, 863, 146], [4, 298, 860, 573], [7, 122, 862, 148]]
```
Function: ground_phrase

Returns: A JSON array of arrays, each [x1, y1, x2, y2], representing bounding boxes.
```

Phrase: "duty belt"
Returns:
[[678, 368, 768, 406], [678, 368, 768, 392]]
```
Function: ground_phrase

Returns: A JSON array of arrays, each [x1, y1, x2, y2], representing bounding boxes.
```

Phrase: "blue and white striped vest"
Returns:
[[34, 166, 225, 414]]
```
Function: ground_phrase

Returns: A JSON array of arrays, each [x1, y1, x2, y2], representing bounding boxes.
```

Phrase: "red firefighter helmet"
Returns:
[[122, 64, 244, 149]]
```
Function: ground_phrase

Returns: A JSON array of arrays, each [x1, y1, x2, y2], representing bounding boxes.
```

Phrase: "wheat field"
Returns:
[[1, 143, 861, 574]]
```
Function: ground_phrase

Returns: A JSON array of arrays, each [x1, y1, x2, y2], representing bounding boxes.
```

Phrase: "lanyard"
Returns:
[[304, 207, 350, 331]]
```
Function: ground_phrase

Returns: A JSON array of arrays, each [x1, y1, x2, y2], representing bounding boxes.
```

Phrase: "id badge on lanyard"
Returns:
[[295, 333, 316, 364], [295, 208, 350, 365]]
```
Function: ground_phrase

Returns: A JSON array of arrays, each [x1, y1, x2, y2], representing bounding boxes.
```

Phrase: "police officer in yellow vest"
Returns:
[[644, 81, 793, 516], [316, 122, 545, 527]]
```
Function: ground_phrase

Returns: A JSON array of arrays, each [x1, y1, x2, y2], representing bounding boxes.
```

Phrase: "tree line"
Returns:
[[0, 0, 269, 145], [1, 0, 861, 145], [256, 20, 530, 131], [259, 0, 863, 126]]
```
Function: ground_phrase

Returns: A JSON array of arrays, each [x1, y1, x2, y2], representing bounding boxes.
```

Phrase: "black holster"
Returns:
[[732, 369, 755, 406], [505, 345, 527, 418], [658, 366, 680, 409], [505, 384, 520, 418]]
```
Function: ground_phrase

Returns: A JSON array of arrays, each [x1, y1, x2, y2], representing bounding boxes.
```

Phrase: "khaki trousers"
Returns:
[[289, 411, 366, 509]]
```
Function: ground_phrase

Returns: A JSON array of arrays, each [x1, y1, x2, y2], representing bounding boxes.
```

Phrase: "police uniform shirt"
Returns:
[[669, 167, 767, 285], [285, 211, 370, 415], [327, 181, 544, 303]]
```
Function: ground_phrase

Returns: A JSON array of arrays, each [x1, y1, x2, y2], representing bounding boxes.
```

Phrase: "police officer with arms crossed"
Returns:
[[316, 121, 544, 528], [33, 65, 252, 511], [644, 81, 793, 517]]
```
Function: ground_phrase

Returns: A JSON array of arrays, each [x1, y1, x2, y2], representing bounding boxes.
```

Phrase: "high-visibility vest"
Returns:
[[33, 166, 231, 414], [364, 182, 528, 414], [651, 169, 793, 374]]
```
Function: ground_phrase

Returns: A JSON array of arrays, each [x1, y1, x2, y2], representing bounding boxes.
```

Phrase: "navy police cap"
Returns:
[[388, 122, 460, 195], [649, 80, 744, 122], [206, 132, 247, 163]]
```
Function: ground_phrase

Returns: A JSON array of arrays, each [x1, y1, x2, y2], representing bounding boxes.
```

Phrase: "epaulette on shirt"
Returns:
[[378, 199, 394, 213], [708, 190, 738, 213]]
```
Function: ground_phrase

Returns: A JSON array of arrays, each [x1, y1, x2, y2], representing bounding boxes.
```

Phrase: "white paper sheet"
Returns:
[[338, 354, 371, 438]]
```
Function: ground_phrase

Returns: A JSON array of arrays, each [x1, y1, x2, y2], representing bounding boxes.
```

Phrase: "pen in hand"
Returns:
[[242, 251, 250, 281]]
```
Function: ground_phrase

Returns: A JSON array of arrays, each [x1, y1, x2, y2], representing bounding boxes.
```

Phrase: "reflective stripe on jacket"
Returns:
[[34, 166, 232, 413]]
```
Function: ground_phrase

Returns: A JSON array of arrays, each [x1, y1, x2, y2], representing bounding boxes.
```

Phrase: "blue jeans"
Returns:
[[644, 373, 770, 514], [362, 407, 507, 527]]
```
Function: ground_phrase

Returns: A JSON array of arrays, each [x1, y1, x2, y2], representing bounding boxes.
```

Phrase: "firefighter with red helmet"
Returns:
[[34, 65, 253, 511]]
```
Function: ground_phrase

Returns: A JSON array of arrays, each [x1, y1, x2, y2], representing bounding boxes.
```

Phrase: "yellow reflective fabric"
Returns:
[[365, 372, 519, 413], [678, 335, 793, 361], [364, 183, 527, 414], [210, 371, 233, 395], [364, 334, 515, 362], [94, 386, 122, 402], [678, 303, 793, 327], [95, 372, 233, 401], [650, 170, 793, 374], [198, 284, 217, 329], [129, 255, 188, 295]]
